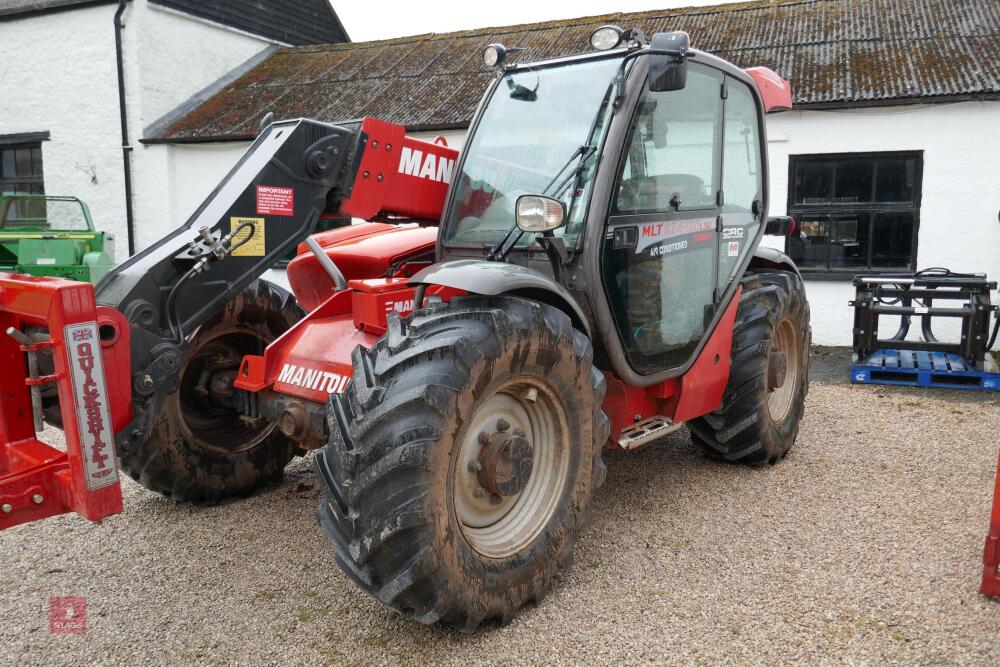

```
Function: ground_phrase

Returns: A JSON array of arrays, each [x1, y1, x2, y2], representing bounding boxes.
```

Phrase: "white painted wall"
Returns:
[[0, 4, 124, 242], [128, 0, 272, 251], [0, 0, 274, 259], [762, 101, 1000, 345]]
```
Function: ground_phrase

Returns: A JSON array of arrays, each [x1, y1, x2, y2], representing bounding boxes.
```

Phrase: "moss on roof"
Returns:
[[152, 0, 1000, 141]]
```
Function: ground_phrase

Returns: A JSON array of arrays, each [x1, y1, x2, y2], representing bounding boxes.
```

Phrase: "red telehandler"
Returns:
[[0, 28, 810, 629]]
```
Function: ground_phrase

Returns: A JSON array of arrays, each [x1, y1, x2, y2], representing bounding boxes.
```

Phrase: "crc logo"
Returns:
[[722, 227, 745, 240]]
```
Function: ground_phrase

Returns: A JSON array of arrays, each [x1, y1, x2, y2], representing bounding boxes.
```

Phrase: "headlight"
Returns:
[[590, 25, 623, 51], [483, 43, 507, 68], [515, 195, 566, 233]]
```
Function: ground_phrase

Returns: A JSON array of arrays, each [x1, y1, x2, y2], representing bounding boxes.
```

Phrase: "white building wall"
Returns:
[[0, 0, 274, 259], [157, 103, 1000, 347], [762, 101, 1000, 345], [128, 0, 272, 251], [0, 4, 124, 242]]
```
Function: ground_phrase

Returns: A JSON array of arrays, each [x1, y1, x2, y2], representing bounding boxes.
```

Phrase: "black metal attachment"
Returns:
[[851, 268, 998, 370]]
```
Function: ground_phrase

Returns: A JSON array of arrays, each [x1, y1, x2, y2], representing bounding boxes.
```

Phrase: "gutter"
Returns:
[[114, 0, 136, 255]]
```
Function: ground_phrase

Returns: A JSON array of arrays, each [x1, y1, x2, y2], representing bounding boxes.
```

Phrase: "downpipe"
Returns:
[[114, 0, 136, 256]]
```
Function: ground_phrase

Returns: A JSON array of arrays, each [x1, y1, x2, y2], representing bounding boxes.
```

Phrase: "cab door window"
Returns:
[[718, 78, 764, 286], [602, 64, 723, 374]]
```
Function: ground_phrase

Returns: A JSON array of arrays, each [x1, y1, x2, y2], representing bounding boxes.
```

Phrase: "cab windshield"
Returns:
[[442, 55, 622, 249]]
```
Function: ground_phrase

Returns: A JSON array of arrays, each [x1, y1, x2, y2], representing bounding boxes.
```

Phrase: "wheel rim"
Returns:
[[172, 326, 277, 455], [767, 317, 800, 423], [453, 377, 570, 559]]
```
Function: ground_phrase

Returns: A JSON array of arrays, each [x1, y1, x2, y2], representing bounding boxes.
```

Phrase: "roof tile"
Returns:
[[153, 0, 1000, 141]]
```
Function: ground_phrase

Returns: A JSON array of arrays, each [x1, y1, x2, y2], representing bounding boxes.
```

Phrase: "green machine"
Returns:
[[0, 195, 115, 283]]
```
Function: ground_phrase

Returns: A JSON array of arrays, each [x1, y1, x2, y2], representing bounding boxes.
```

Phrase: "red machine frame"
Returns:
[[982, 450, 1000, 597], [0, 275, 130, 529]]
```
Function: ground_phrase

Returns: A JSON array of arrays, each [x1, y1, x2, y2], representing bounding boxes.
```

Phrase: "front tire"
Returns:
[[315, 296, 608, 630], [119, 280, 302, 502], [690, 271, 810, 464]]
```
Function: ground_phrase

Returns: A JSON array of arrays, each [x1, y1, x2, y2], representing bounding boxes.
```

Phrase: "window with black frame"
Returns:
[[786, 152, 921, 275], [0, 143, 44, 196], [0, 142, 45, 221]]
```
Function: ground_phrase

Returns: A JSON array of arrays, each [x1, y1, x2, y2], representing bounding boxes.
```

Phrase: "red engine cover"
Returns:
[[286, 223, 438, 311]]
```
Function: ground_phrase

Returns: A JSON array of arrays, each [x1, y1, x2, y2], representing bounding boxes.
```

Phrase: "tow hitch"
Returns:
[[0, 274, 130, 530]]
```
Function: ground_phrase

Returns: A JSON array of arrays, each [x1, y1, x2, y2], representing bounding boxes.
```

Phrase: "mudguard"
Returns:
[[750, 246, 800, 277], [410, 259, 592, 338]]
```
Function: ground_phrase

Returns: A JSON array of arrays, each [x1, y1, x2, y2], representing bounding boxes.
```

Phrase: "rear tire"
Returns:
[[119, 280, 302, 502], [315, 296, 608, 630], [689, 271, 810, 465]]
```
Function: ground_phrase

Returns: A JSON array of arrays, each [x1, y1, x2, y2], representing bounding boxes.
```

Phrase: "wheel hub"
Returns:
[[453, 379, 570, 559], [475, 423, 534, 499], [767, 348, 787, 390], [767, 318, 800, 423]]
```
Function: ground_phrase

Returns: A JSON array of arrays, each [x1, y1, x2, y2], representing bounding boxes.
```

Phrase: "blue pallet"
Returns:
[[851, 348, 1000, 392]]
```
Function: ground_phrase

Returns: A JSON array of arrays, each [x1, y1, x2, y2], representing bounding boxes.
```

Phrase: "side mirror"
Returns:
[[647, 32, 689, 92], [515, 195, 566, 233], [765, 215, 797, 236]]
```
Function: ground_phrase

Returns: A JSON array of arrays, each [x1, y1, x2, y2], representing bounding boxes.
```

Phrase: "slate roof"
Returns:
[[0, 0, 113, 18], [0, 0, 349, 45], [150, 0, 1000, 142], [149, 1, 348, 46]]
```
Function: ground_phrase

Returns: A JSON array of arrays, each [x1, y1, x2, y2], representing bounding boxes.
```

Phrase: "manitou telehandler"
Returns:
[[0, 28, 809, 630]]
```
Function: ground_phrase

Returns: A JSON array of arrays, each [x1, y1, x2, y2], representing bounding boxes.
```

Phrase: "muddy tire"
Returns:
[[315, 296, 608, 630], [689, 271, 810, 465], [119, 280, 302, 502]]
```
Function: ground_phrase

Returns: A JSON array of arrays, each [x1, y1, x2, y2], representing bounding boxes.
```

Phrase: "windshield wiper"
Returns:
[[485, 144, 595, 261], [485, 80, 615, 262]]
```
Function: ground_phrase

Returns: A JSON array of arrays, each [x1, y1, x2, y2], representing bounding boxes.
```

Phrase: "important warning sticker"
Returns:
[[230, 217, 265, 256], [727, 241, 740, 257], [256, 186, 294, 216]]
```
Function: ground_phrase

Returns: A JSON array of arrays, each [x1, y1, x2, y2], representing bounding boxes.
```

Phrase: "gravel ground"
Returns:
[[2, 348, 999, 665]]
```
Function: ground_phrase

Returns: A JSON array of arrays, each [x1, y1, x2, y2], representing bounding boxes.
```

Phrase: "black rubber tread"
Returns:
[[118, 280, 302, 502], [689, 271, 811, 465], [315, 295, 608, 631]]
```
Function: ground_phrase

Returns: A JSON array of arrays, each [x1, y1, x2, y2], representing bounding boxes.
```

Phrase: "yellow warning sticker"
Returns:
[[230, 217, 265, 256]]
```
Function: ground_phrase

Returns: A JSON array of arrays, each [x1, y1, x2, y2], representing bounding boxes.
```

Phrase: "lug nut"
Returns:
[[496, 418, 510, 432], [32, 494, 43, 505], [513, 429, 526, 438], [137, 374, 154, 392], [477, 431, 491, 446], [1, 503, 11, 514], [468, 460, 482, 473], [488, 494, 503, 506], [473, 486, 487, 498]]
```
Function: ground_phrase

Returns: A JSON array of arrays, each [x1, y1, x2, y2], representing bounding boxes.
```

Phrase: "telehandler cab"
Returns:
[[0, 28, 808, 630]]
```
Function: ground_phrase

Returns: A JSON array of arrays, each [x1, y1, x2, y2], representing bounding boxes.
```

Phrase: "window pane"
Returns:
[[15, 148, 32, 177], [719, 79, 762, 285], [871, 212, 914, 267], [833, 212, 870, 268], [31, 147, 43, 175], [1, 150, 13, 178], [834, 160, 873, 203], [793, 162, 833, 204], [787, 215, 830, 268], [722, 82, 761, 213], [875, 159, 915, 202], [615, 65, 722, 213]]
